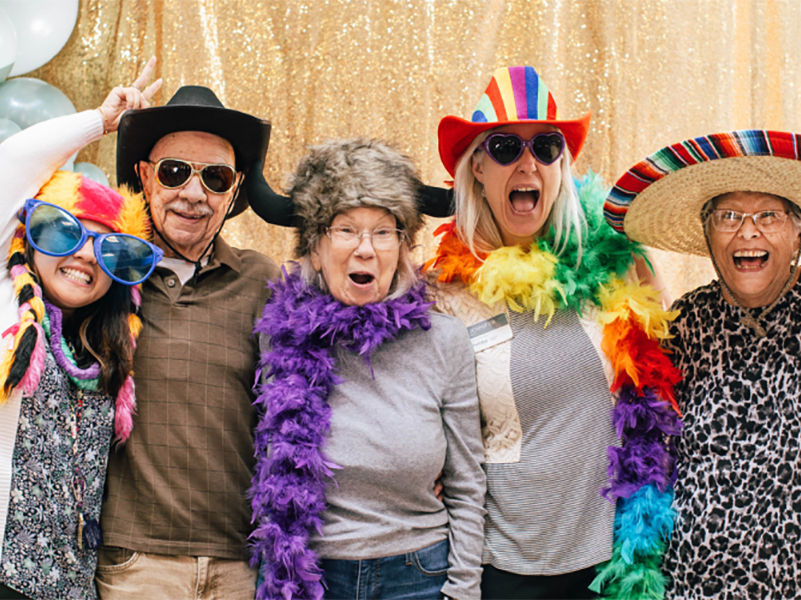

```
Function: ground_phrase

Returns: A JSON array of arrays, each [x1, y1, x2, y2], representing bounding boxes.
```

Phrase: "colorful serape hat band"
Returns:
[[604, 129, 801, 256]]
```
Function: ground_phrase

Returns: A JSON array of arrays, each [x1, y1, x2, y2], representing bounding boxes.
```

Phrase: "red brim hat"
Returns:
[[437, 66, 591, 177]]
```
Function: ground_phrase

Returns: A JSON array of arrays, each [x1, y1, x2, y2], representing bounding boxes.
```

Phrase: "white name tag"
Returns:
[[468, 313, 513, 352]]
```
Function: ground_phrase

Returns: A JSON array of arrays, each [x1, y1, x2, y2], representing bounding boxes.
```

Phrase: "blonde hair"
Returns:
[[452, 128, 586, 262]]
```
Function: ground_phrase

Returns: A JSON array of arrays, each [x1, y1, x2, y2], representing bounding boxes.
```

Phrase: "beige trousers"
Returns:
[[95, 546, 256, 600]]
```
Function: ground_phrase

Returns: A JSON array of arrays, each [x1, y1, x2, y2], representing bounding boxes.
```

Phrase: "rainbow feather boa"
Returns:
[[425, 172, 683, 599], [249, 268, 433, 600]]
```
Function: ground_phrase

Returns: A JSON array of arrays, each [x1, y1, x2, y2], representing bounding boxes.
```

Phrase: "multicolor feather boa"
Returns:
[[249, 268, 433, 600], [425, 172, 684, 599]]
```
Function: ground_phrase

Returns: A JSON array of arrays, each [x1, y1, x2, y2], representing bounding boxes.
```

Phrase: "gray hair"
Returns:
[[290, 138, 423, 298], [452, 128, 585, 261]]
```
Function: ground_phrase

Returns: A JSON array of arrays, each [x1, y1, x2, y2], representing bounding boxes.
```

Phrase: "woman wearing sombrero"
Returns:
[[425, 65, 682, 599], [606, 130, 801, 598]]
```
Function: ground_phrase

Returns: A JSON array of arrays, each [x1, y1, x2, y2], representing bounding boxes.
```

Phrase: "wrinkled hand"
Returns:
[[96, 56, 162, 133]]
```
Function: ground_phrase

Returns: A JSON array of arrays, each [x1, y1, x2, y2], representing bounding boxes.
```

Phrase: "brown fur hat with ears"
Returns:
[[289, 138, 424, 257]]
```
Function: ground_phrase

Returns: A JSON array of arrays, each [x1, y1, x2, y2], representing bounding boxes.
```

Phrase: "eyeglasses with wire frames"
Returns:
[[148, 158, 238, 194], [707, 209, 793, 234], [324, 225, 405, 250]]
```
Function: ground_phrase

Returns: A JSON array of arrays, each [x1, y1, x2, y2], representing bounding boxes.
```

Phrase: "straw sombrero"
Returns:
[[605, 129, 801, 256], [437, 65, 591, 177]]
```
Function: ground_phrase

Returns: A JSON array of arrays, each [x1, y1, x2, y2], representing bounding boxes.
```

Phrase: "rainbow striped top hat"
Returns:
[[605, 129, 801, 256], [437, 65, 591, 176]]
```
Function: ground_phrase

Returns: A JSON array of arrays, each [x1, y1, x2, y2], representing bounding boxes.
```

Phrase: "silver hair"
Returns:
[[452, 128, 585, 262], [290, 138, 423, 298]]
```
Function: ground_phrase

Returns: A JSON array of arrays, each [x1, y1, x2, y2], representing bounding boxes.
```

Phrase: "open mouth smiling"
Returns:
[[733, 249, 768, 269], [60, 266, 92, 284], [509, 187, 540, 214]]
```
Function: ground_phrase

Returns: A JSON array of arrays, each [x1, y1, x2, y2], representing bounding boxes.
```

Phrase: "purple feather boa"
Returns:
[[249, 268, 433, 600], [604, 385, 683, 500]]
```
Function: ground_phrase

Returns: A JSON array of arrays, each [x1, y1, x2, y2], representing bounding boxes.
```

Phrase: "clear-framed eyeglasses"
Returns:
[[325, 225, 404, 250], [707, 209, 792, 234]]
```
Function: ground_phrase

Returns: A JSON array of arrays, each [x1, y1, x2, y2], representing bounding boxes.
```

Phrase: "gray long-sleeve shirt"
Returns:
[[303, 311, 486, 599]]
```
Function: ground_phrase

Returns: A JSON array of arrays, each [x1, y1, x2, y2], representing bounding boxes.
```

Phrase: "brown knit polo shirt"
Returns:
[[101, 237, 279, 559]]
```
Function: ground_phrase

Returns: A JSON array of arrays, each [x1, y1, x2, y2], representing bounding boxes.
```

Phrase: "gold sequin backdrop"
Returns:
[[30, 0, 801, 301]]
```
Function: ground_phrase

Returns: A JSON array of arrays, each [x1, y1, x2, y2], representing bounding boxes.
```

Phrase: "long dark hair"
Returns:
[[24, 244, 136, 397]]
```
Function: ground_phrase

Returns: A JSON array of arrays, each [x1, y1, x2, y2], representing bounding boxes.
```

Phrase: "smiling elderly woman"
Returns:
[[606, 129, 801, 598], [248, 138, 486, 600]]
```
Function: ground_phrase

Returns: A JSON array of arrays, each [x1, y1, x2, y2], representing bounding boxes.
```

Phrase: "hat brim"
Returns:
[[606, 130, 801, 256], [618, 156, 801, 256], [437, 111, 591, 177], [116, 104, 271, 218]]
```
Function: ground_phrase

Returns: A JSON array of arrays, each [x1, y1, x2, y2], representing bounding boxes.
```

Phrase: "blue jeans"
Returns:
[[320, 538, 449, 599]]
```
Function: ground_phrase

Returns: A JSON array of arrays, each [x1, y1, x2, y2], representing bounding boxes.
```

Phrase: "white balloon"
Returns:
[[74, 161, 109, 187], [0, 115, 19, 142], [0, 0, 78, 76], [0, 9, 16, 81]]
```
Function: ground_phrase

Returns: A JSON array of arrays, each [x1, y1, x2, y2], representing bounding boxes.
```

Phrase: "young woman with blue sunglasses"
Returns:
[[0, 62, 160, 600]]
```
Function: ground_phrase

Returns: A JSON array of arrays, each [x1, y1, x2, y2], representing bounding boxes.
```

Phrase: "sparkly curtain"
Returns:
[[31, 0, 801, 301]]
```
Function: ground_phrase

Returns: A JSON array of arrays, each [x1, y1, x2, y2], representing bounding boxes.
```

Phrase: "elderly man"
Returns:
[[95, 86, 282, 599]]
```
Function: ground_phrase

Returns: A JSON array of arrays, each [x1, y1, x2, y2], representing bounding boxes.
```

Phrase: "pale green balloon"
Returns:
[[74, 162, 109, 187], [0, 116, 20, 142], [0, 76, 75, 128]]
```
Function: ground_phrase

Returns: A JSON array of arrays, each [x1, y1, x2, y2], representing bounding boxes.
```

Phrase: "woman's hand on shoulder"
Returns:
[[96, 56, 162, 134]]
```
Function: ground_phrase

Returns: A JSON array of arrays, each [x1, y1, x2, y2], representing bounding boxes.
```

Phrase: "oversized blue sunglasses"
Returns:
[[18, 198, 163, 286]]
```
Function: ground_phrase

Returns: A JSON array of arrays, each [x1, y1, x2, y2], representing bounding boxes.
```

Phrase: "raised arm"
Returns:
[[0, 57, 162, 223]]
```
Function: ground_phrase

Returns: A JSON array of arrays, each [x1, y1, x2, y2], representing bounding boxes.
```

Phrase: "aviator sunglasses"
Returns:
[[18, 199, 164, 286], [481, 132, 565, 166], [149, 158, 237, 194]]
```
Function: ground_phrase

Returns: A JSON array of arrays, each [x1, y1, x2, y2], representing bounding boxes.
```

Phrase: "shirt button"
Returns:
[[166, 278, 177, 288]]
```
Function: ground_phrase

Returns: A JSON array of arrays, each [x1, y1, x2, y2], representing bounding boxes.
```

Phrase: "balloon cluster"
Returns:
[[0, 0, 108, 185]]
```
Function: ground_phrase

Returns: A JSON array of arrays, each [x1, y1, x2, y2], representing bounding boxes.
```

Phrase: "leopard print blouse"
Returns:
[[664, 279, 801, 599]]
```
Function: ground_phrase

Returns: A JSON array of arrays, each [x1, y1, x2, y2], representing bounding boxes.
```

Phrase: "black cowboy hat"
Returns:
[[116, 85, 272, 219]]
